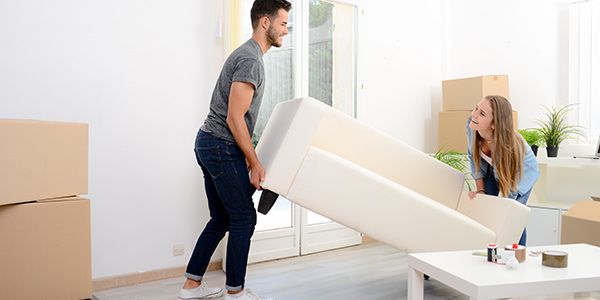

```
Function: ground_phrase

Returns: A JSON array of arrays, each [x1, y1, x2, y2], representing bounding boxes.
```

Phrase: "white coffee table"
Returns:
[[407, 243, 600, 300]]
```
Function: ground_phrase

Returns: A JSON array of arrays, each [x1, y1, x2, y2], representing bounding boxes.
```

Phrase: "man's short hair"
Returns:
[[251, 0, 292, 29]]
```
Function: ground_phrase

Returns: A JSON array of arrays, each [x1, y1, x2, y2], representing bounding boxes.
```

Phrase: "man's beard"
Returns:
[[266, 25, 282, 48]]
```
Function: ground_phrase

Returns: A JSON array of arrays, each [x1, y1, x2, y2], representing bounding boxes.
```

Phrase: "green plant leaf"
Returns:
[[535, 103, 587, 147], [431, 143, 474, 191], [518, 129, 542, 146]]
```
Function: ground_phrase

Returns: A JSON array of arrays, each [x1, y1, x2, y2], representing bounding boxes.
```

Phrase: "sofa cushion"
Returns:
[[288, 147, 496, 253], [311, 102, 465, 210]]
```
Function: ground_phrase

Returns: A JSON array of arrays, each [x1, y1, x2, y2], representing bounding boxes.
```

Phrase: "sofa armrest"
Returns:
[[456, 192, 531, 246], [255, 98, 327, 196]]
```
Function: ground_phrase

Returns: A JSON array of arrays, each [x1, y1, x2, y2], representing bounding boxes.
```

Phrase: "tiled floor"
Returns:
[[94, 242, 599, 300]]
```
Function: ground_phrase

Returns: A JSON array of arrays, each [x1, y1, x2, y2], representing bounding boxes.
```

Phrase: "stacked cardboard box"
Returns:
[[0, 119, 91, 300], [561, 200, 600, 247], [438, 75, 517, 153]]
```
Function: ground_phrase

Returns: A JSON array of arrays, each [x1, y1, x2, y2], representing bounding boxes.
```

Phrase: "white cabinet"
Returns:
[[525, 156, 598, 246], [526, 206, 565, 246]]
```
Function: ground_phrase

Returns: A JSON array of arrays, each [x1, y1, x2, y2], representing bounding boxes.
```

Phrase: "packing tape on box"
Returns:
[[504, 244, 526, 262], [542, 250, 568, 268]]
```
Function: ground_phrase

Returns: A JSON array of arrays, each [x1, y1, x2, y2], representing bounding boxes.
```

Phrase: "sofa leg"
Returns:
[[257, 189, 279, 215]]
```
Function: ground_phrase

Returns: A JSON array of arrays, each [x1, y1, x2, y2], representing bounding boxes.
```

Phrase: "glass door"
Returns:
[[301, 0, 361, 255], [238, 0, 300, 263]]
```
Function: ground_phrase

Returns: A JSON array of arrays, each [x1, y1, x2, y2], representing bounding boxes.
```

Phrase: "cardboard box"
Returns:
[[0, 119, 88, 206], [0, 197, 92, 300], [438, 110, 518, 154], [442, 75, 509, 111], [561, 200, 600, 247]]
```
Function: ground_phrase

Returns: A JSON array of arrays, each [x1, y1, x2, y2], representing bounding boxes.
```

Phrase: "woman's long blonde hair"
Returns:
[[472, 95, 525, 197]]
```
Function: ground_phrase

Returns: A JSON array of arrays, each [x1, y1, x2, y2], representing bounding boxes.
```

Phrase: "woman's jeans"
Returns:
[[483, 165, 530, 246], [185, 130, 257, 292]]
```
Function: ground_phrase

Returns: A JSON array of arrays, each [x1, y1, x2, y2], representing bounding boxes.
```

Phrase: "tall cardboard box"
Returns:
[[561, 200, 600, 247], [0, 197, 92, 300], [442, 75, 509, 111], [0, 119, 88, 206], [438, 110, 518, 154]]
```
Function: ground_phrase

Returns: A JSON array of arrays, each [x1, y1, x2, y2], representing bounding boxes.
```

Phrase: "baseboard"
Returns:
[[92, 260, 222, 292], [93, 236, 374, 292]]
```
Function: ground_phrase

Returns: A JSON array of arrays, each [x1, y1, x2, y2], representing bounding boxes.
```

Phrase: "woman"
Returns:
[[466, 95, 539, 246]]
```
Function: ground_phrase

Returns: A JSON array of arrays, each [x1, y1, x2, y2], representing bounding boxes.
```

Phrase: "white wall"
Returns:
[[0, 0, 573, 280], [444, 0, 570, 132], [357, 0, 444, 152], [0, 0, 224, 279], [358, 0, 570, 153]]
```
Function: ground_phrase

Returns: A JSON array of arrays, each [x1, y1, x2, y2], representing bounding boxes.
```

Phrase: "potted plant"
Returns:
[[431, 144, 474, 191], [518, 129, 542, 156], [535, 104, 587, 157]]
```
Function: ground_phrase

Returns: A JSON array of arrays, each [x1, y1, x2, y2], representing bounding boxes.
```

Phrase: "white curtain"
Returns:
[[569, 0, 600, 141]]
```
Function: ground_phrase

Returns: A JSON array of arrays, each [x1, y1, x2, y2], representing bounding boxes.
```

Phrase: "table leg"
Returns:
[[407, 267, 424, 300]]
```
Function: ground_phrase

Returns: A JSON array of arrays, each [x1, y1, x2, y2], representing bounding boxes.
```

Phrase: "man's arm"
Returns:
[[227, 81, 265, 190]]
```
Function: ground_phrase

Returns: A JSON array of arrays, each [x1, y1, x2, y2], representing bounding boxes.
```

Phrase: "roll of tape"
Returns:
[[504, 244, 526, 262], [487, 244, 498, 262], [542, 250, 568, 268]]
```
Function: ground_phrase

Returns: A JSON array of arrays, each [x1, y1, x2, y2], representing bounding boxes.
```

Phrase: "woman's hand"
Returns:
[[468, 191, 478, 200], [468, 190, 485, 200]]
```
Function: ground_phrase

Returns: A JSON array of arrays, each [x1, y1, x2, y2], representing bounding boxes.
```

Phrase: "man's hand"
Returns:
[[249, 161, 265, 190]]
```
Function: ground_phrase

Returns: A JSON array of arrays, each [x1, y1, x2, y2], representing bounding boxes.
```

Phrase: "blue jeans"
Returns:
[[483, 165, 530, 246], [185, 130, 257, 292]]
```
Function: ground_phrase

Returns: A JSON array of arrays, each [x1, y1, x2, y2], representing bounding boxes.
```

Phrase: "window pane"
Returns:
[[308, 0, 334, 106], [243, 0, 295, 144], [309, 0, 356, 116]]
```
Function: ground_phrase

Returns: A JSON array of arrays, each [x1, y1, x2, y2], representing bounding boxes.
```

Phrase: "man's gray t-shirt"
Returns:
[[201, 38, 265, 143]]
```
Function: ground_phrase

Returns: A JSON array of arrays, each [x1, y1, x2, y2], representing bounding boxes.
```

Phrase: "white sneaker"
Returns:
[[224, 289, 275, 300], [178, 282, 224, 299]]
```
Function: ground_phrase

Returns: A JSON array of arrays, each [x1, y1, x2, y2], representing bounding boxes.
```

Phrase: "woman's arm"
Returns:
[[513, 135, 540, 197]]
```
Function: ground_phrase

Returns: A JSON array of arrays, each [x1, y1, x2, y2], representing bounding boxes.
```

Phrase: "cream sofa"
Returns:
[[255, 97, 530, 253]]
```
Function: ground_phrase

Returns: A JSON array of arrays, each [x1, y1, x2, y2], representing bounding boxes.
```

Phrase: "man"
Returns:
[[178, 1, 291, 300]]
